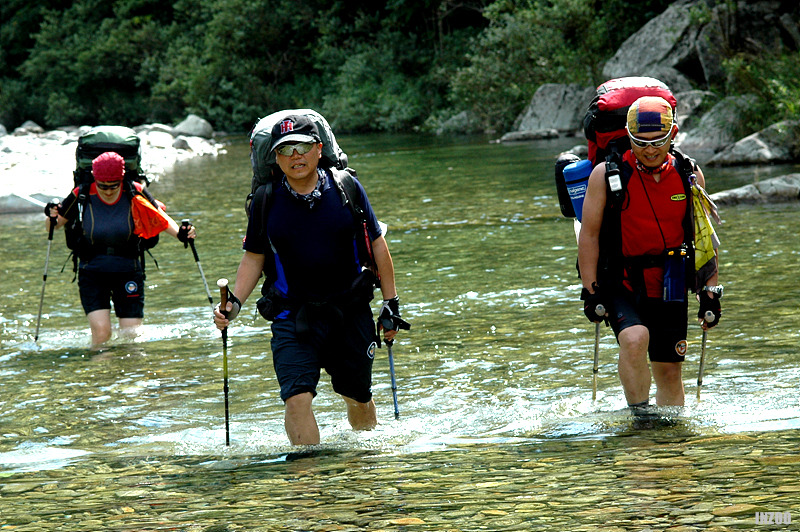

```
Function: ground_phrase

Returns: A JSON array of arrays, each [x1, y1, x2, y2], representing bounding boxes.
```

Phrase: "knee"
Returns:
[[285, 392, 313, 412], [619, 326, 650, 357]]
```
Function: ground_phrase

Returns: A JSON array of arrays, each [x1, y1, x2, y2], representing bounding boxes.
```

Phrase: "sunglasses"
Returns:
[[96, 181, 121, 191], [275, 142, 315, 157], [627, 127, 673, 149]]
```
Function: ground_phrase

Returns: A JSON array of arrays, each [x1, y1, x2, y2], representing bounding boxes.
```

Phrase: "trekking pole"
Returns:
[[592, 304, 605, 401], [386, 339, 400, 420], [34, 209, 58, 342], [182, 219, 214, 310], [217, 278, 231, 446], [696, 310, 715, 399]]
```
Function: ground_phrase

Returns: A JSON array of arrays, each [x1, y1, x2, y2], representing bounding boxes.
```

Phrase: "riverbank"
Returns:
[[0, 122, 225, 214]]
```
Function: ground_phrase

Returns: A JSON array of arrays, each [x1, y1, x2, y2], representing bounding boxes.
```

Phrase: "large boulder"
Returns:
[[604, 1, 800, 90], [513, 83, 595, 134], [706, 120, 800, 166], [711, 174, 800, 205], [174, 114, 214, 139], [601, 1, 698, 90], [677, 95, 756, 160]]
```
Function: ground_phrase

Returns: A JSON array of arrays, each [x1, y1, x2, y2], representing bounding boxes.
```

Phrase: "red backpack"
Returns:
[[555, 76, 677, 220], [583, 76, 676, 166]]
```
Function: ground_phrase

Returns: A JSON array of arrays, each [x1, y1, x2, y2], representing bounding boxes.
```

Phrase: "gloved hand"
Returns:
[[178, 220, 194, 246], [580, 283, 607, 324], [698, 291, 720, 328], [378, 296, 411, 332], [44, 201, 60, 218], [215, 289, 241, 320]]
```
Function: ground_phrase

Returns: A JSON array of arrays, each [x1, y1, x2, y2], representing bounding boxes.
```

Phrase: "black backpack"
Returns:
[[74, 125, 149, 187]]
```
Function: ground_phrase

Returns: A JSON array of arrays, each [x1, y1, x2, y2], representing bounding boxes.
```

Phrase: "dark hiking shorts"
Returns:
[[270, 305, 377, 403], [78, 269, 145, 318], [609, 290, 688, 363]]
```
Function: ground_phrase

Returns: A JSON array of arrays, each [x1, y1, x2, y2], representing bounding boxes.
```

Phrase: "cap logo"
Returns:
[[279, 119, 294, 135]]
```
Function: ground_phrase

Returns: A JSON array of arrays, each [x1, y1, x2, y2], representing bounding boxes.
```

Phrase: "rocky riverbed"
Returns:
[[0, 115, 225, 214]]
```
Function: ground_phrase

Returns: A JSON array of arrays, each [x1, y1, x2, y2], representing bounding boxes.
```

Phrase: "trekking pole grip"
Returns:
[[217, 278, 229, 316]]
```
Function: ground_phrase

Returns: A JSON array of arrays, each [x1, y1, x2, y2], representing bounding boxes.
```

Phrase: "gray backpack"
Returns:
[[248, 109, 348, 197]]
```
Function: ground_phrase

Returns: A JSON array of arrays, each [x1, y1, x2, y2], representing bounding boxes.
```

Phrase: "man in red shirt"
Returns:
[[578, 96, 721, 413]]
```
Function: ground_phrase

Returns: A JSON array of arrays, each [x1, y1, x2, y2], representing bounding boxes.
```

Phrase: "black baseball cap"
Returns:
[[269, 114, 321, 152]]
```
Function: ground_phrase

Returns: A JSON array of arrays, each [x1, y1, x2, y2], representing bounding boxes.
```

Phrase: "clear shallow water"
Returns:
[[1, 134, 799, 530]]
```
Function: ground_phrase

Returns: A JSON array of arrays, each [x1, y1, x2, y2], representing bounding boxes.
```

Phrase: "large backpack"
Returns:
[[247, 109, 348, 207], [74, 126, 148, 187], [555, 76, 677, 219], [553, 77, 696, 288], [246, 109, 377, 282]]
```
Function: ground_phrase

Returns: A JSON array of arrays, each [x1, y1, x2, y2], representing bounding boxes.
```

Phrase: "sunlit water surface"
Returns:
[[1, 134, 799, 530]]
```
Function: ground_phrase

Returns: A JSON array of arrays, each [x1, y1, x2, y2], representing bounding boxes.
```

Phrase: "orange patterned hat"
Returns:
[[626, 96, 674, 135]]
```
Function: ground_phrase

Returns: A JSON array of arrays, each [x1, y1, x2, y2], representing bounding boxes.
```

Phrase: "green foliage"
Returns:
[[1, 0, 790, 137], [722, 51, 800, 133], [446, 0, 674, 130]]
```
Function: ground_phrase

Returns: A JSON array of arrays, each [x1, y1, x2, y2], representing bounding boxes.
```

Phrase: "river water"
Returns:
[[1, 134, 799, 531]]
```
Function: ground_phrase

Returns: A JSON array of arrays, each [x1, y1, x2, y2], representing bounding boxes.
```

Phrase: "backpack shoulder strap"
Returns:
[[330, 168, 378, 273], [330, 167, 365, 222]]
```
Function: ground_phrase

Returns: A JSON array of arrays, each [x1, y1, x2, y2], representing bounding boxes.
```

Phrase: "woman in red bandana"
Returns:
[[45, 152, 196, 348], [578, 96, 722, 416]]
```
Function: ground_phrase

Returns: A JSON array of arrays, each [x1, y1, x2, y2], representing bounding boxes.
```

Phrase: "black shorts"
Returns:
[[270, 304, 377, 403], [78, 269, 145, 318], [608, 290, 688, 363]]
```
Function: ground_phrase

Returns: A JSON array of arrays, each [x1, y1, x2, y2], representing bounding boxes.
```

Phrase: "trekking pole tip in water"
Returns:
[[386, 338, 400, 420], [34, 206, 59, 342], [696, 311, 715, 398], [216, 277, 231, 446], [592, 304, 604, 401]]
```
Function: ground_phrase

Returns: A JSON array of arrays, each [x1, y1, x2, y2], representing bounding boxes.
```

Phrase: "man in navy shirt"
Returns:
[[214, 115, 404, 445]]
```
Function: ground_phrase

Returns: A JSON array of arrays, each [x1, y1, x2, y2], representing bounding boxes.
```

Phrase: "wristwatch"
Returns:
[[702, 285, 724, 298]]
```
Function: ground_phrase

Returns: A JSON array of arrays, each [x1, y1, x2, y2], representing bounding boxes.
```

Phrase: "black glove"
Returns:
[[178, 220, 193, 246], [698, 291, 721, 328], [377, 296, 411, 345], [216, 288, 241, 320], [580, 283, 607, 324], [44, 201, 60, 218]]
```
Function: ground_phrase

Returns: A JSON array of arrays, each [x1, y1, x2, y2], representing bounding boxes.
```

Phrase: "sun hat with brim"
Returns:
[[269, 114, 321, 152], [92, 151, 126, 182], [626, 96, 675, 135]]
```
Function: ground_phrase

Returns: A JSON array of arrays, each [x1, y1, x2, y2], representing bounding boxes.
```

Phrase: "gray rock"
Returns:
[[13, 120, 44, 135], [514, 84, 595, 134], [174, 114, 214, 139], [602, 2, 698, 89], [710, 174, 800, 205], [707, 120, 800, 166], [136, 123, 176, 137], [498, 129, 559, 143], [434, 111, 483, 135], [172, 136, 191, 150], [678, 95, 756, 159], [0, 124, 7, 137], [674, 90, 715, 132]]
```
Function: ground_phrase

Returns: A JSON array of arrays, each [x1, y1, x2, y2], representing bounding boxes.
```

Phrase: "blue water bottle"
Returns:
[[563, 159, 593, 222]]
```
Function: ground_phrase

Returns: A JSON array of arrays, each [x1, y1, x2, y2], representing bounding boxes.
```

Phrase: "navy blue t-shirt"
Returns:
[[60, 185, 139, 273], [244, 169, 382, 302]]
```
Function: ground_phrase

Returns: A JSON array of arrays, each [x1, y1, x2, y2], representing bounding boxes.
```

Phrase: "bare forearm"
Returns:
[[233, 251, 266, 305], [372, 236, 397, 300]]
